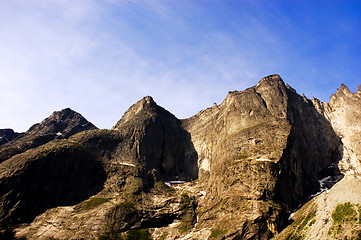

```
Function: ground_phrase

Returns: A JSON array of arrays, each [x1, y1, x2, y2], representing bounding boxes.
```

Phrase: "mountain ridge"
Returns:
[[0, 74, 360, 239]]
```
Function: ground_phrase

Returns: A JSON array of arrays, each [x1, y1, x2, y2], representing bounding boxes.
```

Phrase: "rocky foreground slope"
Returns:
[[0, 74, 359, 239]]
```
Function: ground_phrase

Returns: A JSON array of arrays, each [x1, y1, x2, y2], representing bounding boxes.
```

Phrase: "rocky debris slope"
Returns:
[[0, 108, 97, 163], [276, 176, 361, 240], [0, 74, 353, 240]]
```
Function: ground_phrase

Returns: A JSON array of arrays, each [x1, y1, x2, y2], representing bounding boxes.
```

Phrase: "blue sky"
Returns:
[[1, 0, 360, 131]]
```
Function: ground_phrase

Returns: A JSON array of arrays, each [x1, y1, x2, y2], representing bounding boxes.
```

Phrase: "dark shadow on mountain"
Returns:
[[140, 113, 199, 182], [276, 88, 344, 212], [0, 143, 106, 225]]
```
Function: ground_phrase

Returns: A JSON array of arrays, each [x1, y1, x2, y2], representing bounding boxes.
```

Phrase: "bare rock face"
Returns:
[[112, 96, 198, 181], [312, 84, 361, 177], [277, 84, 342, 210], [180, 74, 342, 239], [275, 83, 361, 240], [0, 108, 97, 163]]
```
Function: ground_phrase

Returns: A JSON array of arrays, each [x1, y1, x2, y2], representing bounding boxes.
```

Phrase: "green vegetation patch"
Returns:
[[178, 192, 195, 234], [98, 232, 122, 240], [76, 197, 111, 211], [280, 201, 317, 240], [299, 211, 316, 231], [159, 232, 168, 240], [179, 220, 193, 234], [210, 229, 227, 238], [126, 229, 151, 240], [180, 192, 191, 209], [117, 201, 136, 210], [285, 234, 305, 240], [267, 201, 282, 210], [332, 202, 356, 223], [237, 151, 249, 159]]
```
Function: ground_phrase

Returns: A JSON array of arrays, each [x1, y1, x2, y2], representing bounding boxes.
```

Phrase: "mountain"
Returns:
[[0, 108, 97, 163], [0, 75, 359, 240]]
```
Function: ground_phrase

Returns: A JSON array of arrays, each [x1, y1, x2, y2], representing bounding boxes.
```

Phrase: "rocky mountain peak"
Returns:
[[111, 96, 197, 180], [0, 108, 96, 163], [329, 84, 360, 109], [336, 83, 353, 97], [254, 74, 288, 118], [27, 108, 96, 138], [257, 73, 282, 84], [113, 96, 175, 130]]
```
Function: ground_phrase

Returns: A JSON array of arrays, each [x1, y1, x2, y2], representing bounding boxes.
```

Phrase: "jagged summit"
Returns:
[[27, 107, 96, 138], [112, 95, 198, 181], [113, 96, 161, 130]]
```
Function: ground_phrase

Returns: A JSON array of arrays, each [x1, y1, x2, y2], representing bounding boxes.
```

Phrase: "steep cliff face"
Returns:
[[276, 84, 361, 240], [313, 84, 361, 177], [179, 74, 342, 239], [0, 108, 97, 163], [277, 86, 342, 210]]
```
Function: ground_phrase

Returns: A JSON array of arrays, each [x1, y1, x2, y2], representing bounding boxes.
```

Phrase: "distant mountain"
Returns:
[[0, 75, 360, 240], [0, 108, 97, 163]]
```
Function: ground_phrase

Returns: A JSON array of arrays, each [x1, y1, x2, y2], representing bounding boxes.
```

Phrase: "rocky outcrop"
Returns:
[[0, 108, 97, 163], [0, 129, 22, 146], [0, 98, 199, 239]]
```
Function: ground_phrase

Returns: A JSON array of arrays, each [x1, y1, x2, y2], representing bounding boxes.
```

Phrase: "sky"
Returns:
[[0, 0, 360, 132]]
